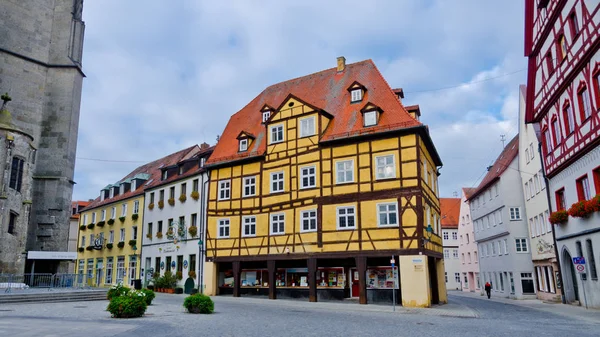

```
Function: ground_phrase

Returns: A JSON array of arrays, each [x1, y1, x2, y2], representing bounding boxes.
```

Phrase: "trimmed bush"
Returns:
[[107, 290, 147, 318], [141, 288, 155, 305], [107, 218, 115, 225], [106, 243, 114, 249], [132, 213, 139, 221], [107, 282, 130, 300], [168, 198, 175, 206], [117, 241, 125, 248], [190, 191, 200, 200], [148, 203, 155, 210], [119, 216, 126, 223], [183, 294, 214, 314], [158, 200, 164, 209]]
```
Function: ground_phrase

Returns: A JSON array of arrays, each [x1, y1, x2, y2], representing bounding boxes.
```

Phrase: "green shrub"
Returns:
[[183, 294, 214, 314], [107, 290, 147, 318], [107, 282, 130, 300], [141, 288, 155, 305]]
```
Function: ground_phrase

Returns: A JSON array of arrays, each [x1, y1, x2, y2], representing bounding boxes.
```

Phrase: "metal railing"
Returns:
[[0, 273, 94, 293]]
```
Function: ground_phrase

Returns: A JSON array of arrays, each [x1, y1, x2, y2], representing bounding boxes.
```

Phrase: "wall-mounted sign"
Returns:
[[93, 237, 103, 250], [183, 260, 188, 269], [27, 251, 77, 260], [162, 246, 176, 253], [171, 261, 176, 269], [160, 261, 165, 270]]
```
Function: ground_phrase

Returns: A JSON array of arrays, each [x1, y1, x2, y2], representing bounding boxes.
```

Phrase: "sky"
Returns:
[[73, 0, 527, 201]]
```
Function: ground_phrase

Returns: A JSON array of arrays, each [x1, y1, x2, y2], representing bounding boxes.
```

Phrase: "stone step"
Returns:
[[0, 290, 108, 304]]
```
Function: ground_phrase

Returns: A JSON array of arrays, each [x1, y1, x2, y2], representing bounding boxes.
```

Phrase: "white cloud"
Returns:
[[74, 0, 527, 200]]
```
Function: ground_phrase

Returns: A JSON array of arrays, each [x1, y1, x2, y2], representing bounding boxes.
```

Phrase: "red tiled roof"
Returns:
[[70, 201, 90, 219], [148, 146, 215, 190], [462, 187, 477, 199], [467, 135, 519, 201], [440, 198, 461, 228], [80, 145, 202, 212], [207, 59, 422, 166]]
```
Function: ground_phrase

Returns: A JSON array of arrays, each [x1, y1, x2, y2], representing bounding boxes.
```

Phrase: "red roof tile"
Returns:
[[467, 135, 519, 201], [440, 198, 461, 228], [148, 146, 215, 190], [70, 201, 90, 220], [462, 187, 477, 199], [80, 145, 203, 212], [207, 59, 422, 166]]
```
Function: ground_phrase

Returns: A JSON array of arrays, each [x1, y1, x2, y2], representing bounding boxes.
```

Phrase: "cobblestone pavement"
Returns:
[[0, 292, 598, 336]]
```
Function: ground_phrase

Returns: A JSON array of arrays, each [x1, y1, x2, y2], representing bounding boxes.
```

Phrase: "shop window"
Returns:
[[521, 273, 535, 294], [366, 268, 397, 289], [576, 175, 591, 201], [300, 210, 317, 232]]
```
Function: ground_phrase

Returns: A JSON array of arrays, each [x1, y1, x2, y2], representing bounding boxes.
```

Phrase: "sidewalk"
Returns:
[[450, 290, 600, 324], [211, 294, 479, 318]]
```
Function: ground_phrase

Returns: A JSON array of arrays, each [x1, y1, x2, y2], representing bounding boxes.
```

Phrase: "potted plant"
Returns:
[[107, 290, 147, 318], [107, 218, 115, 225], [87, 223, 95, 229], [106, 243, 113, 249], [156, 231, 163, 239], [191, 191, 200, 201], [568, 201, 589, 218], [188, 225, 198, 237], [183, 293, 214, 314], [78, 247, 84, 252], [132, 213, 139, 221], [146, 233, 152, 240], [148, 203, 155, 210], [176, 271, 183, 281], [188, 270, 196, 279], [117, 241, 125, 249], [128, 239, 137, 247], [119, 216, 126, 223], [97, 220, 106, 227], [158, 200, 164, 209], [79, 224, 86, 231], [162, 270, 177, 293], [179, 194, 187, 203], [549, 210, 568, 225], [168, 198, 175, 206]]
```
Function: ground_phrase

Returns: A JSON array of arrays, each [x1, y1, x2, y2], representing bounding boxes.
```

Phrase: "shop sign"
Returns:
[[287, 268, 308, 273], [162, 245, 176, 253], [93, 237, 103, 250]]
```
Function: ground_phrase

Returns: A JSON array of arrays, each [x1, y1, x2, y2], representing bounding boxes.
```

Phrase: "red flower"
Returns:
[[568, 201, 590, 218], [549, 210, 568, 224]]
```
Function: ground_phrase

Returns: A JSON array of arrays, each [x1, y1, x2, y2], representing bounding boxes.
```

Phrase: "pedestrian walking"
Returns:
[[485, 282, 491, 299]]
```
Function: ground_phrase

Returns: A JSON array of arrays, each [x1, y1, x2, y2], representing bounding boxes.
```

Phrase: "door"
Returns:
[[562, 249, 579, 302], [351, 268, 359, 297], [95, 259, 103, 287]]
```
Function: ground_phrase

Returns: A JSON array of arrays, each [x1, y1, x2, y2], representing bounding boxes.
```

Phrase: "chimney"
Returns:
[[337, 56, 346, 72], [200, 142, 210, 150]]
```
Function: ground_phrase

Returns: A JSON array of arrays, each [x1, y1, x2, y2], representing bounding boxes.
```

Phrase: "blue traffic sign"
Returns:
[[573, 257, 586, 264]]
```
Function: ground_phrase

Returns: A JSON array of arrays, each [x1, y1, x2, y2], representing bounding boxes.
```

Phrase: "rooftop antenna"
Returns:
[[452, 191, 458, 198], [500, 134, 506, 148]]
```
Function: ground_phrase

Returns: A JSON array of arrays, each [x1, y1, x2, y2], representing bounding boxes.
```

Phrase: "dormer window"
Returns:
[[100, 190, 105, 201], [109, 188, 114, 198], [351, 89, 362, 102], [364, 111, 377, 126], [239, 139, 248, 152], [200, 157, 206, 167], [162, 170, 167, 180], [119, 184, 125, 195], [263, 111, 271, 123], [131, 180, 137, 191]]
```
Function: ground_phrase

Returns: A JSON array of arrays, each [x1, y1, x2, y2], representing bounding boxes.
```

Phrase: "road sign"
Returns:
[[576, 264, 586, 273], [573, 257, 586, 265]]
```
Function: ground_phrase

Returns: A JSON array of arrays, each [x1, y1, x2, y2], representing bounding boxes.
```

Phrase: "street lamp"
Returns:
[[422, 223, 433, 247]]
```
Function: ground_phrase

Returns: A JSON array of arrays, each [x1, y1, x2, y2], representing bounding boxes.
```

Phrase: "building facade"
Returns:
[[469, 136, 536, 299], [75, 147, 201, 287], [441, 198, 461, 291], [68, 201, 89, 273], [524, 0, 600, 308], [518, 85, 562, 302], [204, 58, 446, 307], [141, 144, 212, 293], [458, 188, 481, 292], [0, 0, 85, 274]]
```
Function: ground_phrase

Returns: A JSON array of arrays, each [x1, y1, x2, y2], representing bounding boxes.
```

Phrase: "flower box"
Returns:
[[549, 210, 568, 225], [191, 191, 200, 201], [106, 243, 113, 249], [97, 221, 106, 227], [148, 203, 155, 210], [156, 231, 163, 239], [188, 225, 198, 237], [128, 239, 137, 247], [78, 247, 84, 252], [158, 200, 164, 209], [79, 225, 86, 231], [119, 216, 126, 223], [179, 194, 187, 203], [132, 214, 139, 221], [146, 233, 152, 239], [107, 218, 115, 225], [86, 246, 93, 251], [87, 223, 95, 229], [117, 241, 125, 249], [168, 198, 175, 206]]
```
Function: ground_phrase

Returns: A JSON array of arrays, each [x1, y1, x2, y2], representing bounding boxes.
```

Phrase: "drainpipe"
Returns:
[[199, 171, 210, 294], [538, 142, 565, 304]]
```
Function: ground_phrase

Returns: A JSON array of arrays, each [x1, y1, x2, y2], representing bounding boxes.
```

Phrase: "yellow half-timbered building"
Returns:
[[204, 58, 445, 307]]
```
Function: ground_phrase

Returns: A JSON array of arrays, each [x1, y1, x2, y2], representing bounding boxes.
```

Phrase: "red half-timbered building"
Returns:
[[525, 0, 600, 309]]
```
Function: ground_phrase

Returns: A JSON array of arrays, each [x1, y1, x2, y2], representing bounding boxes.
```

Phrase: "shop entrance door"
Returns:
[[350, 268, 359, 297]]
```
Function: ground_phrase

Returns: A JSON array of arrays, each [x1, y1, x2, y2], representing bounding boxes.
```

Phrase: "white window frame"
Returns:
[[91, 212, 96, 223], [218, 180, 231, 200], [300, 166, 316, 189], [300, 209, 317, 233], [351, 89, 362, 102], [262, 111, 270, 123], [375, 154, 395, 180], [453, 249, 459, 259], [239, 139, 248, 152], [377, 202, 398, 227], [81, 236, 86, 247], [452, 232, 458, 240], [336, 206, 356, 230], [218, 218, 230, 238], [132, 226, 138, 240], [270, 213, 285, 235], [270, 171, 284, 193], [515, 238, 529, 253], [243, 176, 256, 197], [101, 210, 106, 221], [509, 207, 521, 220], [443, 231, 449, 240], [109, 230, 114, 244], [242, 216, 256, 237], [364, 111, 377, 127], [503, 239, 508, 255], [336, 159, 354, 184], [111, 207, 116, 219], [133, 200, 139, 214], [270, 124, 284, 144], [119, 228, 125, 242], [299, 116, 316, 138]]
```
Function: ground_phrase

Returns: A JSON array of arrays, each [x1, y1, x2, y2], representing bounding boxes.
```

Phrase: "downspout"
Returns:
[[539, 142, 565, 304], [199, 171, 210, 294]]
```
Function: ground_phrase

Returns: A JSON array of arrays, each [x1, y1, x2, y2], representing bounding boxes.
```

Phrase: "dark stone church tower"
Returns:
[[0, 0, 85, 273]]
